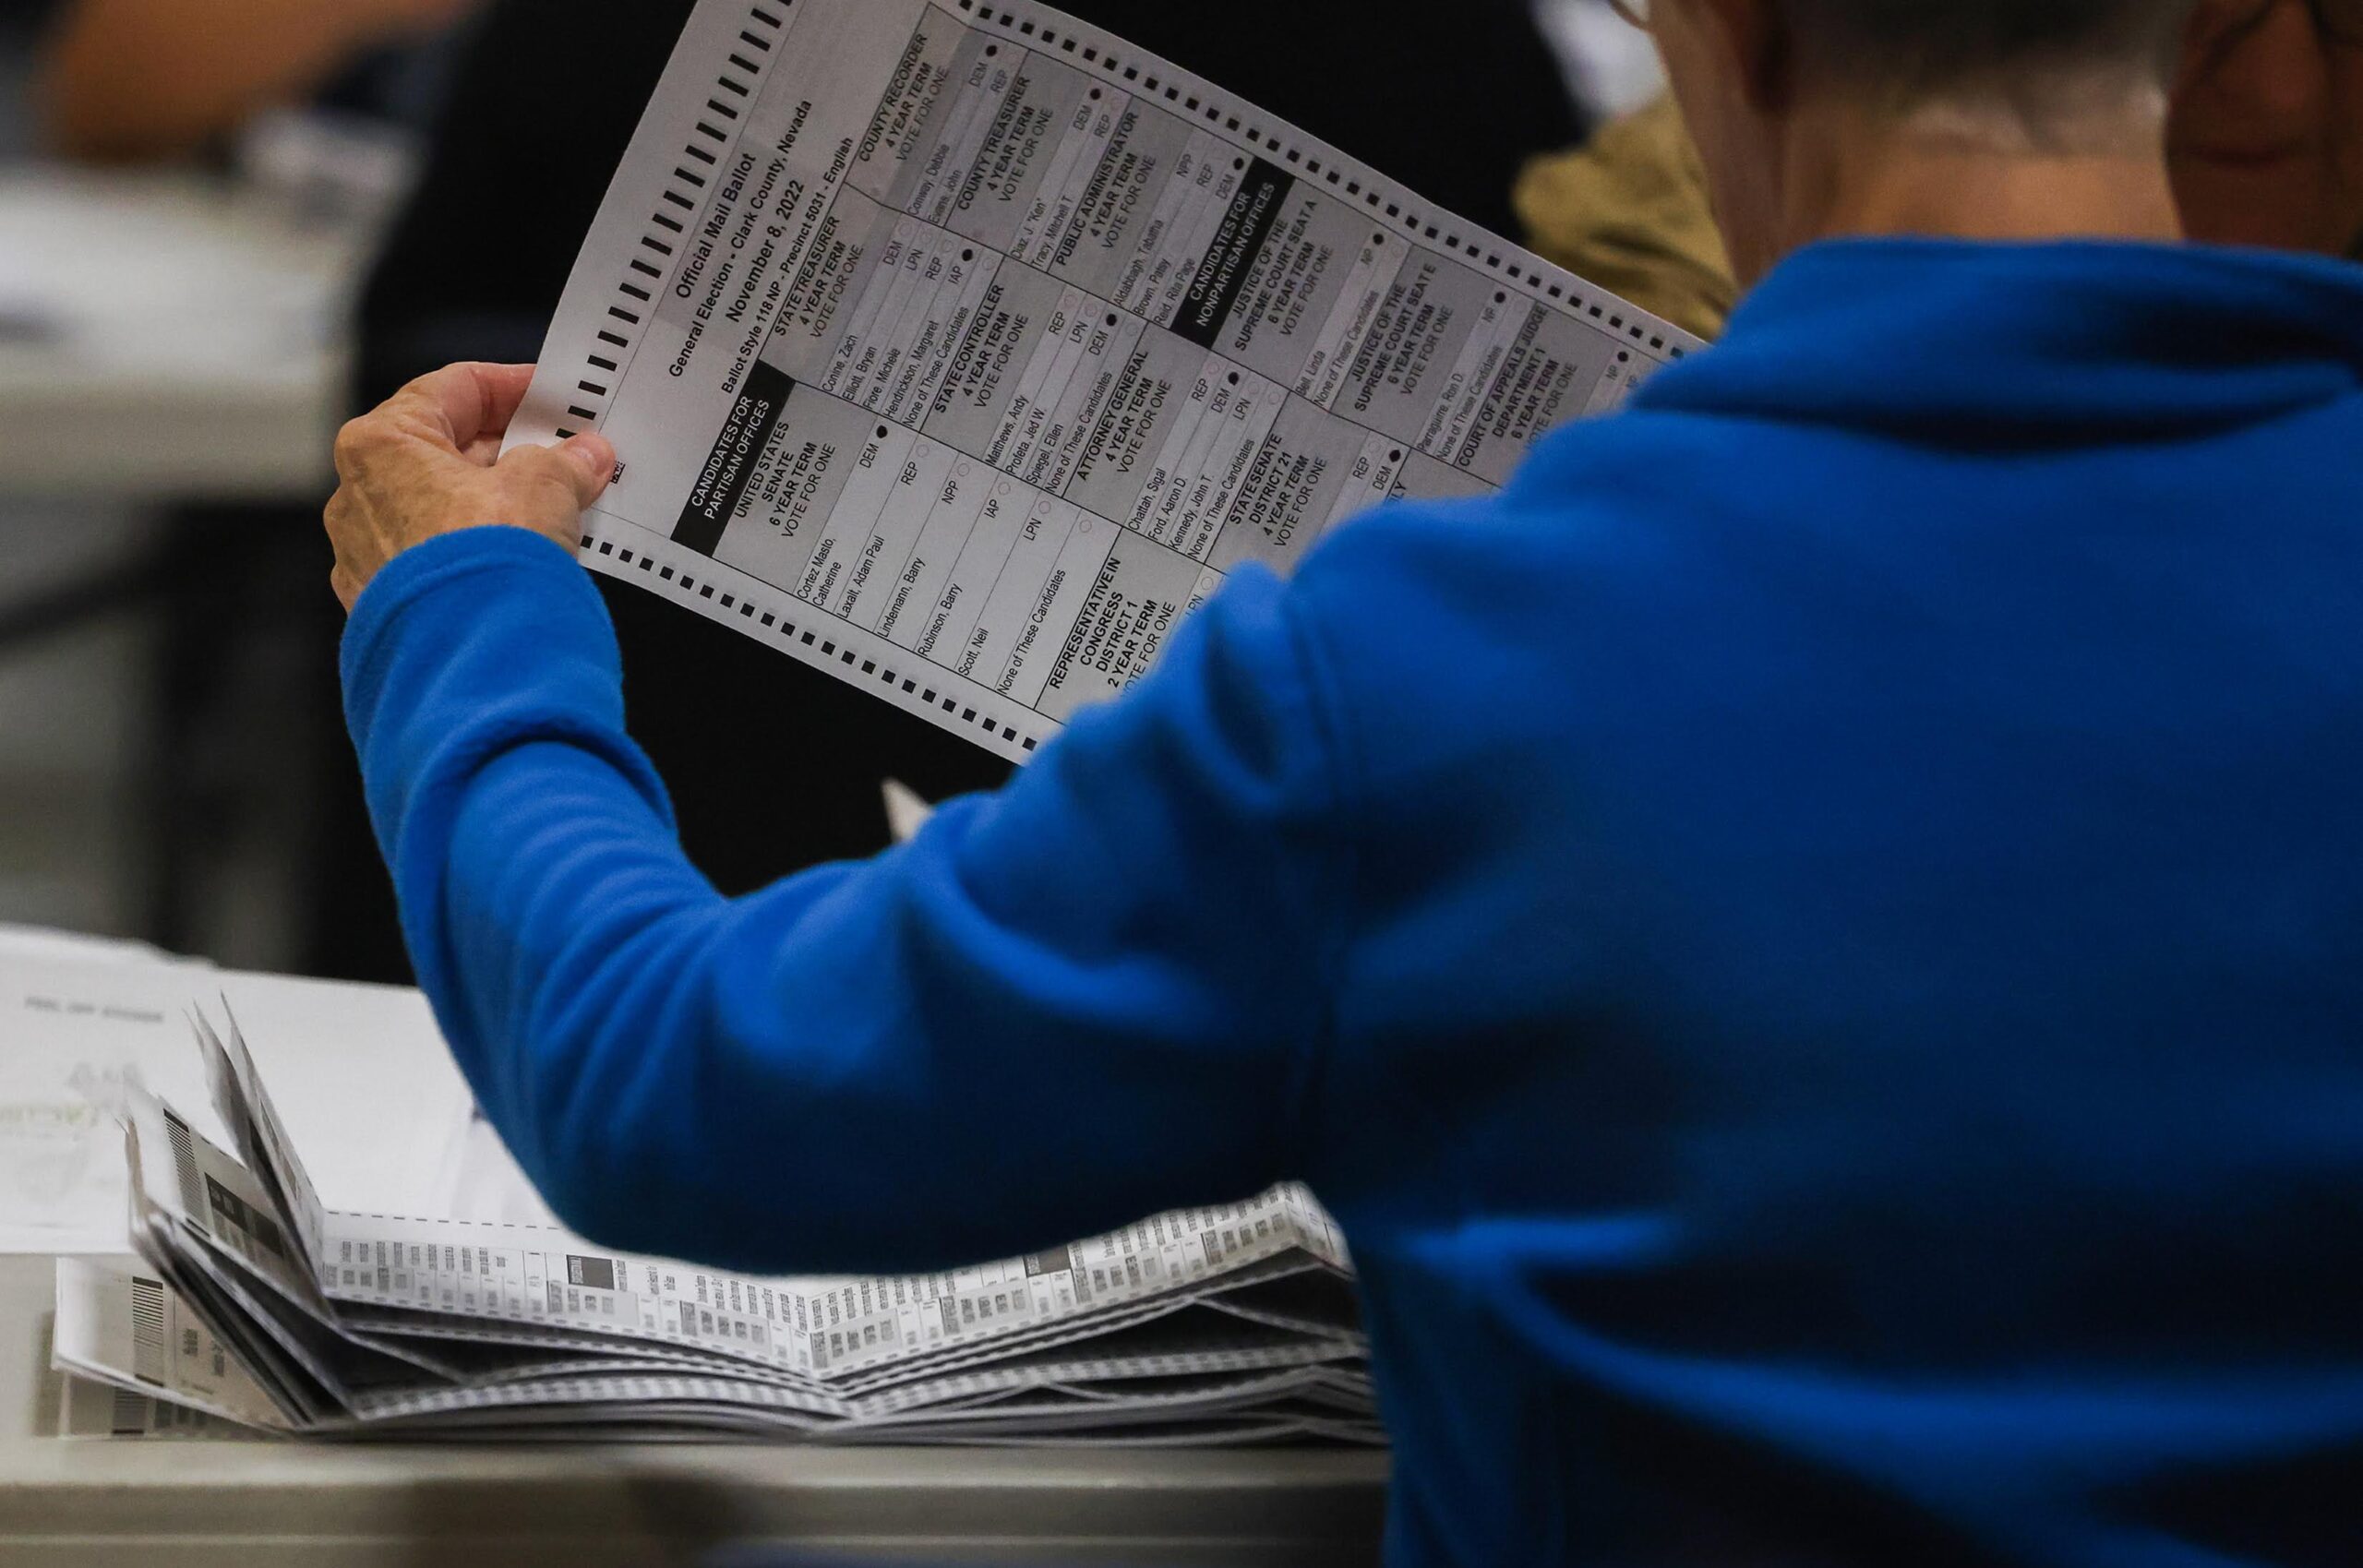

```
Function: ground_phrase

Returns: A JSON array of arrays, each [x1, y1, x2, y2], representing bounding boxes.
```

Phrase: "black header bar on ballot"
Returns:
[[674, 361, 796, 556], [1171, 159, 1296, 350]]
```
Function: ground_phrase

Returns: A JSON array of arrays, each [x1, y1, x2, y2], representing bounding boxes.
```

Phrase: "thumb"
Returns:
[[491, 433, 617, 535], [554, 432, 618, 504], [498, 432, 618, 512]]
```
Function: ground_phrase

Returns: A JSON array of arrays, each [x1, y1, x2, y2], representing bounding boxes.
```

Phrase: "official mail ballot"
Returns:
[[507, 0, 1698, 760]]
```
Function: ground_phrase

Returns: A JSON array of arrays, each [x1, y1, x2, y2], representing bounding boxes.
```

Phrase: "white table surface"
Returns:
[[0, 1256, 1388, 1566], [0, 170, 368, 503]]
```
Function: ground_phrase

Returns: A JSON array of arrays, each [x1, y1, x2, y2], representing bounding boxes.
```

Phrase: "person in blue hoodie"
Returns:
[[323, 0, 2363, 1561]]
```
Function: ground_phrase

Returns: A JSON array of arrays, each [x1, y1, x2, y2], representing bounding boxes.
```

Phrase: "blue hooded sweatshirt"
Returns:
[[345, 239, 2363, 1567]]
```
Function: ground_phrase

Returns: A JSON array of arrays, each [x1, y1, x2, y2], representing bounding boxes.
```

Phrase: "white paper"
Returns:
[[0, 949, 513, 1254], [510, 0, 1699, 763], [89, 964, 1370, 1442], [882, 777, 936, 844], [208, 970, 529, 1225], [15, 944, 1368, 1442], [0, 954, 229, 1254], [53, 1256, 291, 1434]]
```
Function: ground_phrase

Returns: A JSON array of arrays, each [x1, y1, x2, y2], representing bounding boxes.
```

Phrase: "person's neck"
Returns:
[[1777, 99, 2186, 260]]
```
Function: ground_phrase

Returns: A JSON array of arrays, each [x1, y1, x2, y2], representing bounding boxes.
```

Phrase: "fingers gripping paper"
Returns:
[[507, 0, 1698, 760]]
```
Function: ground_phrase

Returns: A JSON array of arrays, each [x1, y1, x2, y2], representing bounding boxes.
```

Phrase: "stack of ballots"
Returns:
[[52, 988, 1377, 1444]]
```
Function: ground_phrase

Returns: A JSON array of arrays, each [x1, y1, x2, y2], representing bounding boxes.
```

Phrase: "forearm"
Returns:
[[343, 530, 1339, 1278], [340, 529, 865, 1270], [434, 737, 908, 1273]]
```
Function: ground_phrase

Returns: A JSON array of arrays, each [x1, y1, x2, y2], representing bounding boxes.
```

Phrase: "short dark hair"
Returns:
[[1786, 0, 2200, 102]]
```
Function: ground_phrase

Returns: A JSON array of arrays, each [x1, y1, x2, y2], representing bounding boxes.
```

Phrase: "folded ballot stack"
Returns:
[[54, 1003, 1378, 1445]]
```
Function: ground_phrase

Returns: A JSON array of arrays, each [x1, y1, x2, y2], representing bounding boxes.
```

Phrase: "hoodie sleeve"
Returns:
[[341, 526, 1349, 1276]]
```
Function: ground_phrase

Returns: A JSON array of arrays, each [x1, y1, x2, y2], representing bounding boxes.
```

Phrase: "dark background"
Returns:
[[0, 0, 1596, 977]]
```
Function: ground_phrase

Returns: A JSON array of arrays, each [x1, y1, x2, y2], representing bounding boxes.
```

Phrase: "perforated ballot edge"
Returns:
[[509, 0, 1702, 762]]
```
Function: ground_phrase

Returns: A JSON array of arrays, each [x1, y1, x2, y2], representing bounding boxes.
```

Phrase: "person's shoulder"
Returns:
[[1290, 407, 1732, 625], [1276, 406, 1783, 779]]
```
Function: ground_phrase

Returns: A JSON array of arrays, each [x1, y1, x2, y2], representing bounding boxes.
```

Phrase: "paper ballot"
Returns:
[[52, 0, 1708, 1446], [508, 0, 1697, 761], [882, 777, 936, 844], [0, 950, 526, 1256], [42, 950, 1373, 1444]]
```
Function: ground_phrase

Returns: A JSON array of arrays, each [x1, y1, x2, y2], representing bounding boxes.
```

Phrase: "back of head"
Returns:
[[1659, 0, 2207, 284], [1786, 0, 2200, 122]]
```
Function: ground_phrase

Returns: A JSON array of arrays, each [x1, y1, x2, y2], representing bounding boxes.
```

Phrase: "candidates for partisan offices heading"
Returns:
[[510, 0, 1697, 762]]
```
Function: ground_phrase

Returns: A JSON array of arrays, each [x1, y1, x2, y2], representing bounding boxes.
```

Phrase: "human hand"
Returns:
[[2172, 0, 2363, 256], [325, 363, 617, 613]]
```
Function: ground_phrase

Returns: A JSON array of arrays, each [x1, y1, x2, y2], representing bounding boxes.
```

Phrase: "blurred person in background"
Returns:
[[2172, 0, 2363, 252], [1518, 92, 1738, 337], [316, 0, 1587, 983], [1, 3, 52, 151], [1522, 0, 2363, 336], [4, 0, 479, 963], [33, 0, 482, 162]]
